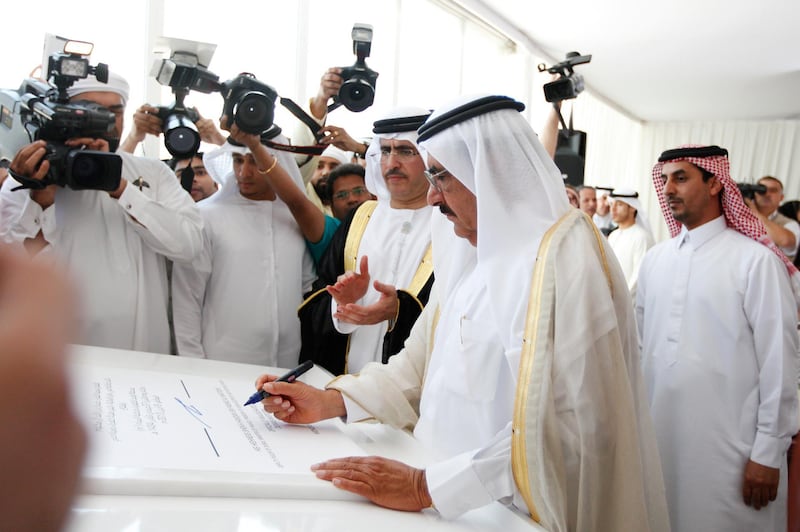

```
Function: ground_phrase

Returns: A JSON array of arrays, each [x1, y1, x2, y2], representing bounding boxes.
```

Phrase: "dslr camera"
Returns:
[[0, 39, 122, 191], [219, 73, 278, 135], [151, 43, 222, 157], [335, 23, 379, 113], [737, 182, 767, 200], [538, 51, 592, 103]]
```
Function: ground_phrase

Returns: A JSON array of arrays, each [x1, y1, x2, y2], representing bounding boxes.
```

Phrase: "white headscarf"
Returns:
[[418, 94, 570, 355], [202, 134, 305, 203], [66, 71, 130, 106], [320, 145, 351, 165], [364, 106, 431, 202], [610, 187, 654, 239]]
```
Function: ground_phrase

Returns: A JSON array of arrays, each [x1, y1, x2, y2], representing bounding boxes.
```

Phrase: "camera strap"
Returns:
[[261, 97, 326, 158], [553, 102, 573, 133], [8, 168, 51, 191], [252, 96, 327, 160]]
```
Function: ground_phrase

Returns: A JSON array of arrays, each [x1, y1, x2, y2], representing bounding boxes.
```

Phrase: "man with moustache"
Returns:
[[638, 145, 799, 531], [298, 107, 434, 376], [257, 96, 668, 530]]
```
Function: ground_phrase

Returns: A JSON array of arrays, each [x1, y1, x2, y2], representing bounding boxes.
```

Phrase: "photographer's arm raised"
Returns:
[[119, 104, 162, 154], [227, 122, 327, 244], [310, 67, 343, 121]]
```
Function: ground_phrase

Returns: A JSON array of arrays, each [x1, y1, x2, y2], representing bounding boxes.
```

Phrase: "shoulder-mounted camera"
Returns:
[[0, 37, 122, 191]]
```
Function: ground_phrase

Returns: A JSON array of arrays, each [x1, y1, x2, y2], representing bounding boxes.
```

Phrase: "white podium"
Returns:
[[64, 345, 543, 531]]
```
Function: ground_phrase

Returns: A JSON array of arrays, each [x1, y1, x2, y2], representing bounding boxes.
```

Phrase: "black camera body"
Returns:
[[336, 23, 379, 113], [0, 48, 122, 191], [219, 73, 278, 135], [23, 90, 116, 142], [737, 182, 767, 200], [155, 100, 201, 158], [152, 50, 222, 157], [43, 142, 122, 191], [538, 51, 592, 103]]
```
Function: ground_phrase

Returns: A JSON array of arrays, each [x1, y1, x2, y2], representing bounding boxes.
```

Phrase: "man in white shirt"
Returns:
[[638, 145, 799, 532], [592, 187, 615, 233], [298, 107, 434, 375], [746, 175, 800, 260], [607, 188, 655, 297], [577, 185, 597, 218], [171, 127, 315, 368], [256, 96, 669, 530], [0, 73, 203, 354]]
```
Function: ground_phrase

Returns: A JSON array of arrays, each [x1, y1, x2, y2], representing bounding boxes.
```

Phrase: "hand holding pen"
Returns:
[[244, 360, 314, 406], [252, 363, 348, 425]]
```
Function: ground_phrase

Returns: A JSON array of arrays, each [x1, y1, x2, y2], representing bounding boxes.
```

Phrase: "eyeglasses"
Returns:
[[332, 186, 369, 200], [423, 167, 448, 191], [379, 146, 419, 161]]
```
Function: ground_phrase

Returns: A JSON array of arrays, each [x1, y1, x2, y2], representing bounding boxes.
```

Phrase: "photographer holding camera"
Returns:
[[744, 175, 800, 260], [0, 71, 203, 354], [119, 103, 226, 154], [171, 114, 315, 367]]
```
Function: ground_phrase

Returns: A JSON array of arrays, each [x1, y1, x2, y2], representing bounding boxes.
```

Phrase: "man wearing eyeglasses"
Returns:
[[256, 95, 668, 528], [298, 107, 434, 376], [326, 163, 373, 221]]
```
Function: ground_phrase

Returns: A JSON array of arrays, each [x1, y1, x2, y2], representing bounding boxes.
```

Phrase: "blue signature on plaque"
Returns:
[[174, 397, 211, 429]]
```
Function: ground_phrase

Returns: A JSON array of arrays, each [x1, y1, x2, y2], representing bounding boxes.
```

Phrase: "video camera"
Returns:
[[538, 51, 592, 103], [737, 182, 767, 200], [0, 38, 122, 191], [333, 23, 379, 113]]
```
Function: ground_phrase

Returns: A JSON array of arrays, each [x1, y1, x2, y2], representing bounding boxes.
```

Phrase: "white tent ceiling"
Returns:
[[459, 0, 800, 122]]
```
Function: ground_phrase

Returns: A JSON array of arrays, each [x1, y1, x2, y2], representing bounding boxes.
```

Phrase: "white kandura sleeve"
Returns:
[[425, 423, 522, 519], [745, 252, 800, 468], [0, 178, 58, 245], [331, 297, 359, 334], [171, 226, 212, 358], [114, 157, 203, 262]]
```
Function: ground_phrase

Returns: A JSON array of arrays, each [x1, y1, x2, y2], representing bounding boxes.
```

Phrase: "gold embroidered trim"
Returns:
[[406, 244, 433, 297], [511, 209, 576, 523], [344, 200, 378, 272]]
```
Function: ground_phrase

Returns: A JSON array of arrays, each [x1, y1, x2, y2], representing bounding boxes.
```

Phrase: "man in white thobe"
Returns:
[[298, 107, 434, 375], [256, 95, 670, 531], [607, 188, 655, 298], [171, 128, 315, 368], [0, 73, 203, 354], [592, 187, 615, 233], [638, 144, 800, 532]]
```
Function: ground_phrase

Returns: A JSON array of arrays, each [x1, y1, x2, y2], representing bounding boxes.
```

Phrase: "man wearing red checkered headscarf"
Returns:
[[637, 145, 799, 532]]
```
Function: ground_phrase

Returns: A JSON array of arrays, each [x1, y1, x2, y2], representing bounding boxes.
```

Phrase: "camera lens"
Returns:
[[71, 152, 100, 182], [163, 114, 201, 158], [234, 91, 274, 135], [65, 151, 122, 191], [339, 79, 375, 112]]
